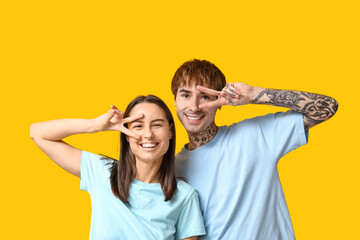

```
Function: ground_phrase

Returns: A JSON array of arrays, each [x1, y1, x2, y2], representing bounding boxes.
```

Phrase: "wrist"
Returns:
[[250, 87, 263, 103], [88, 119, 102, 133]]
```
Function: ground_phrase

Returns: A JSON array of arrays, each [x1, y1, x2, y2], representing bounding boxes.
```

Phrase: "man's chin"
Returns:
[[183, 124, 205, 134]]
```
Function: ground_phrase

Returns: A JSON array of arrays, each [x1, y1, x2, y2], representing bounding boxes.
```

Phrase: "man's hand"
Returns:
[[94, 105, 143, 139], [197, 82, 255, 109]]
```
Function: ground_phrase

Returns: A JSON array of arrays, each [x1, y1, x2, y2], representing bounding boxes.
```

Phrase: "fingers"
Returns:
[[225, 83, 241, 95], [108, 108, 124, 117], [119, 126, 141, 140], [222, 88, 240, 99], [122, 113, 144, 124], [119, 113, 144, 140], [220, 92, 236, 106], [197, 85, 221, 96], [103, 111, 116, 123], [199, 101, 222, 109], [106, 106, 142, 140]]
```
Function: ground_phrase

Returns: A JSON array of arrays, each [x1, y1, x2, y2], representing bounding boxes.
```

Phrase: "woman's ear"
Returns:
[[126, 135, 129, 142], [169, 124, 173, 139]]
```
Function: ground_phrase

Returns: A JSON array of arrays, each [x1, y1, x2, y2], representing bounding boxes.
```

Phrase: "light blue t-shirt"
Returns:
[[80, 151, 206, 240], [176, 111, 308, 240]]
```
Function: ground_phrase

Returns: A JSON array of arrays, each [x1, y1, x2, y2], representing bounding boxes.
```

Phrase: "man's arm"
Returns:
[[251, 87, 338, 130], [197, 83, 338, 130]]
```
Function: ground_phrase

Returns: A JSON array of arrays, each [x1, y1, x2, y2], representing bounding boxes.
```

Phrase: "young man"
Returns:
[[172, 59, 338, 240]]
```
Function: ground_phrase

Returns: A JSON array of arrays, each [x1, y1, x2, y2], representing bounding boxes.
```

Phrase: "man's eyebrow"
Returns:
[[179, 88, 210, 95], [178, 89, 191, 94]]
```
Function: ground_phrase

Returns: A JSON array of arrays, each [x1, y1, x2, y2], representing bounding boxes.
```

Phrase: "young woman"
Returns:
[[30, 95, 205, 240]]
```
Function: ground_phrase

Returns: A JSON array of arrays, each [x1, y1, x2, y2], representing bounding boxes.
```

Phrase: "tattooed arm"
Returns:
[[251, 87, 338, 130], [197, 83, 338, 130]]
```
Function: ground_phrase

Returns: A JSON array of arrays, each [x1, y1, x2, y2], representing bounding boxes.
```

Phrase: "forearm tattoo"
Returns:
[[252, 89, 338, 129]]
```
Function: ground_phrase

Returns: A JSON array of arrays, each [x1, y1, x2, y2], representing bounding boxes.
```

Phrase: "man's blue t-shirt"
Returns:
[[80, 151, 206, 240], [175, 111, 308, 240]]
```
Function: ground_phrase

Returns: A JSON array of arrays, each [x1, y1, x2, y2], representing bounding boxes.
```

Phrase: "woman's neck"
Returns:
[[187, 122, 218, 151], [135, 158, 162, 183]]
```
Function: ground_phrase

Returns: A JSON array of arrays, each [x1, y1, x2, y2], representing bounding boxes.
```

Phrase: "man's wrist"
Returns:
[[250, 87, 264, 103]]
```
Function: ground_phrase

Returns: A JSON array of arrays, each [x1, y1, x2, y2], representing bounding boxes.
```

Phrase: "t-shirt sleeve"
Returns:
[[175, 190, 206, 240], [80, 151, 110, 193], [258, 110, 308, 162]]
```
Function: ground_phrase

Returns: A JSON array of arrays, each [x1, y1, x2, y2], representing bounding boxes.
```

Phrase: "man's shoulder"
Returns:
[[176, 179, 195, 193], [227, 111, 299, 129], [175, 179, 196, 200]]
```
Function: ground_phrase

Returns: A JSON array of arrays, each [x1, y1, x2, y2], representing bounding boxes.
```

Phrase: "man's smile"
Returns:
[[184, 113, 205, 123]]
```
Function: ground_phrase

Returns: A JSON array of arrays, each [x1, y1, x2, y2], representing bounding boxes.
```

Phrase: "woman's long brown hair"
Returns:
[[108, 95, 177, 204]]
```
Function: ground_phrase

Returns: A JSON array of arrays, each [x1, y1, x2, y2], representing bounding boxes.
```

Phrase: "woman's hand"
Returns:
[[94, 105, 144, 140]]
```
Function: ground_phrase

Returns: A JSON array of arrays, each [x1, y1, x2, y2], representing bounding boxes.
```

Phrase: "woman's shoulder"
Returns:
[[81, 150, 116, 176]]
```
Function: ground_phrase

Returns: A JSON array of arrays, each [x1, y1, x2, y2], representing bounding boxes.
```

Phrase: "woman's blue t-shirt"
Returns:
[[80, 151, 205, 240]]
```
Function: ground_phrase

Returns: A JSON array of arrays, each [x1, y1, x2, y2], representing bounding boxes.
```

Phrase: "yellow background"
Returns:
[[1, 0, 359, 239]]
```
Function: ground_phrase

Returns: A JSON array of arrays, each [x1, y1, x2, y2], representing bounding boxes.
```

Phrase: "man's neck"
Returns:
[[187, 122, 218, 150]]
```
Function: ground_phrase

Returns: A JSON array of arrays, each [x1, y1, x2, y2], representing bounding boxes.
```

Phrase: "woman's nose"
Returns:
[[143, 126, 154, 139]]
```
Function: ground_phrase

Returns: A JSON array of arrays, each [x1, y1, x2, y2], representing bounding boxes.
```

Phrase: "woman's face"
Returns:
[[127, 103, 172, 165]]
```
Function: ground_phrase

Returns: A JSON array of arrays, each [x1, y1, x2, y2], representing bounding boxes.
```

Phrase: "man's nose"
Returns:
[[189, 97, 200, 112]]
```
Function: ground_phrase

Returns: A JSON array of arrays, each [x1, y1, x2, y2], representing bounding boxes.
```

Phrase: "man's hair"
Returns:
[[171, 59, 227, 96]]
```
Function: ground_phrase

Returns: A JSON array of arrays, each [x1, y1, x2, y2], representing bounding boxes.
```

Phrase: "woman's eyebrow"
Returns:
[[130, 119, 144, 125], [130, 119, 165, 124], [151, 119, 165, 123]]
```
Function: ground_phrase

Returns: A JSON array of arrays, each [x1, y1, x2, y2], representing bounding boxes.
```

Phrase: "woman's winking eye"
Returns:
[[132, 124, 143, 129]]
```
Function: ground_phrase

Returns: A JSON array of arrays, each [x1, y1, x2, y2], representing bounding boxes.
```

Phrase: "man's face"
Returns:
[[175, 83, 218, 133]]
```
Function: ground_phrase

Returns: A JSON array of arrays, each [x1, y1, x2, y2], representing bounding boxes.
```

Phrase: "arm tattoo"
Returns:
[[253, 89, 338, 129], [253, 89, 306, 108]]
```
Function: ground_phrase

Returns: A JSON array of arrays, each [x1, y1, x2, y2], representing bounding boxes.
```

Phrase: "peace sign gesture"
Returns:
[[197, 82, 255, 109], [94, 105, 144, 139]]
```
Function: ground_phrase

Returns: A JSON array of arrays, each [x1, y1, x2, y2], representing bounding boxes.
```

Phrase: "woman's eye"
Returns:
[[153, 124, 162, 128], [132, 125, 142, 129]]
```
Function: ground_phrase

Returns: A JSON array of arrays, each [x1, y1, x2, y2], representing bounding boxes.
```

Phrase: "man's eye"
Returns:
[[201, 95, 210, 100], [181, 94, 189, 98]]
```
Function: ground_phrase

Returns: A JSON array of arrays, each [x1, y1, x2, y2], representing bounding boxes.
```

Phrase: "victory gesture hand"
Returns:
[[198, 82, 255, 109], [94, 105, 143, 139]]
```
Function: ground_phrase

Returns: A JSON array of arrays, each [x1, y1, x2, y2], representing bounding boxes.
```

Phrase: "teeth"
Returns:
[[141, 143, 157, 148], [187, 115, 202, 120]]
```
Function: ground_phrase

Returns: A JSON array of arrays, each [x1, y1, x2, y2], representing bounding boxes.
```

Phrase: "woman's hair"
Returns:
[[109, 95, 177, 203]]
